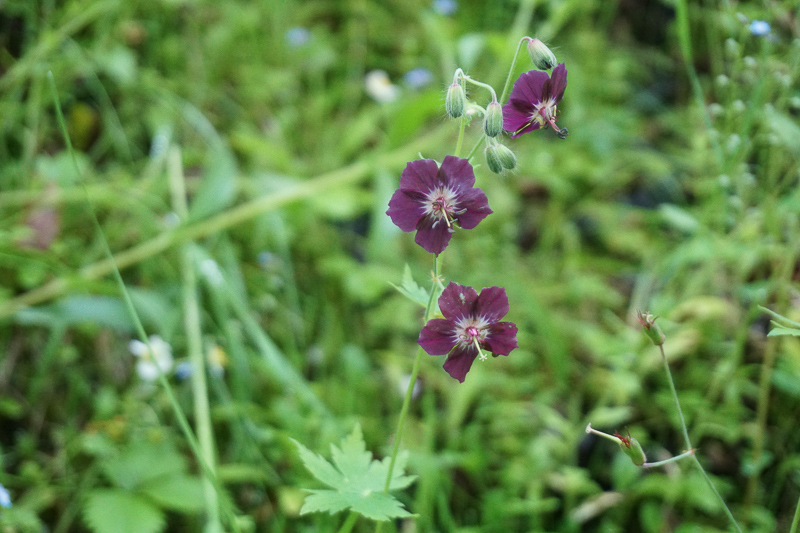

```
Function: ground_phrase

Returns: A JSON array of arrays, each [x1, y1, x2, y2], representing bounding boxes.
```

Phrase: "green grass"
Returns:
[[1, 0, 799, 531]]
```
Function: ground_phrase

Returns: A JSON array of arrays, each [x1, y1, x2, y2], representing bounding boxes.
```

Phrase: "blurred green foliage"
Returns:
[[0, 0, 799, 531]]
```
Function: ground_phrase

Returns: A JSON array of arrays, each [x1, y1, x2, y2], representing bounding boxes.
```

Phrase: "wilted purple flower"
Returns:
[[419, 283, 518, 383], [503, 63, 568, 139], [387, 156, 492, 255]]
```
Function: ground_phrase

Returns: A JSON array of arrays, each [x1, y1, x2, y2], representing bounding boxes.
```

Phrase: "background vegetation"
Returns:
[[1, 0, 799, 531]]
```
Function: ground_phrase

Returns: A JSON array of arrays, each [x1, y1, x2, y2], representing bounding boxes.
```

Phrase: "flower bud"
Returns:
[[485, 143, 504, 174], [494, 143, 517, 170], [483, 102, 503, 137], [527, 38, 557, 70], [636, 310, 665, 345], [445, 82, 466, 118]]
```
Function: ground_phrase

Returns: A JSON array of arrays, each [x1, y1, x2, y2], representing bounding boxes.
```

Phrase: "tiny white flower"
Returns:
[[365, 70, 400, 104], [129, 335, 174, 381]]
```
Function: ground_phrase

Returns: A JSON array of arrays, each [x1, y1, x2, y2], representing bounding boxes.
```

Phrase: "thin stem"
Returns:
[[790, 493, 800, 533], [455, 112, 467, 158], [642, 449, 695, 469], [464, 135, 485, 163], [458, 75, 498, 102], [658, 345, 691, 450], [47, 71, 242, 532], [377, 255, 441, 533], [168, 147, 221, 529], [499, 37, 529, 105], [658, 344, 741, 532], [337, 511, 360, 533]]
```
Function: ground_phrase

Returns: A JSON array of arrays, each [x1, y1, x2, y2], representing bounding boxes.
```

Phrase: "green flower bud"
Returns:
[[527, 38, 557, 70], [494, 143, 517, 170], [483, 102, 504, 137], [445, 82, 466, 118], [485, 143, 504, 174], [636, 310, 665, 345]]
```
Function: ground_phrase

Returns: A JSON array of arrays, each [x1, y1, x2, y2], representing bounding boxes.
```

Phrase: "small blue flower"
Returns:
[[285, 27, 311, 47], [0, 484, 11, 508], [403, 68, 434, 90], [749, 20, 771, 37], [432, 0, 457, 16], [175, 360, 193, 381]]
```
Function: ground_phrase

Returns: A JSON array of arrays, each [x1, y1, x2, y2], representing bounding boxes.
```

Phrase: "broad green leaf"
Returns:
[[100, 443, 187, 490], [83, 489, 165, 533], [388, 265, 429, 308], [138, 474, 205, 513], [294, 425, 416, 521]]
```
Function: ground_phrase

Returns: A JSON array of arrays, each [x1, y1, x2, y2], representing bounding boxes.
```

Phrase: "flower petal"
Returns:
[[415, 214, 454, 254], [419, 318, 457, 355], [510, 70, 548, 105], [442, 347, 478, 383], [454, 188, 492, 229], [549, 63, 568, 102], [474, 286, 509, 322], [483, 321, 519, 356], [387, 189, 426, 232], [399, 159, 440, 192], [437, 282, 478, 320], [438, 155, 476, 189]]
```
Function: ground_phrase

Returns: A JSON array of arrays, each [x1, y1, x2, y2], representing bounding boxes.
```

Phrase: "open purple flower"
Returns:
[[387, 156, 492, 255], [419, 282, 518, 383], [503, 63, 568, 139]]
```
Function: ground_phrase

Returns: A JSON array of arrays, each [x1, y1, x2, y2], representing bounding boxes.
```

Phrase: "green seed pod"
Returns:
[[619, 435, 646, 466], [494, 143, 517, 170], [485, 143, 504, 174]]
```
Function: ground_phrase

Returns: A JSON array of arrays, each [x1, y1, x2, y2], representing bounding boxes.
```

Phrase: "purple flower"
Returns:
[[503, 63, 568, 139], [386, 156, 492, 255], [419, 283, 518, 383]]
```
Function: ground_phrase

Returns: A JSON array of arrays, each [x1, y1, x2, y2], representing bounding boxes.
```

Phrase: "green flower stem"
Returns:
[[167, 147, 221, 530], [458, 75, 498, 103], [642, 449, 695, 469], [658, 344, 742, 532], [499, 37, 529, 105], [790, 494, 800, 533], [377, 255, 442, 533], [464, 134, 485, 164], [47, 71, 242, 533], [0, 126, 449, 322], [338, 511, 360, 533], [455, 112, 467, 158]]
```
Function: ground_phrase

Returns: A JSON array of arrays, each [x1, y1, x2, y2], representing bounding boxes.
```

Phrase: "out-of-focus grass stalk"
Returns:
[[791, 495, 800, 533], [47, 71, 242, 533], [167, 147, 222, 531], [658, 344, 742, 532], [0, 127, 448, 322]]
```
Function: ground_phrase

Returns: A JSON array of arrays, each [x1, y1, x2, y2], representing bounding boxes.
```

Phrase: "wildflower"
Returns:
[[586, 424, 646, 466], [526, 38, 557, 70], [0, 484, 10, 508], [285, 27, 311, 47], [129, 335, 174, 381], [749, 20, 771, 37], [175, 360, 193, 380], [432, 0, 457, 16], [419, 283, 518, 382], [365, 70, 400, 104], [386, 156, 492, 255], [404, 68, 434, 90], [503, 63, 568, 139]]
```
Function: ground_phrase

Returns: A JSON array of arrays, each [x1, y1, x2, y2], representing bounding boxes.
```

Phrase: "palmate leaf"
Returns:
[[389, 264, 429, 308], [293, 425, 416, 521]]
